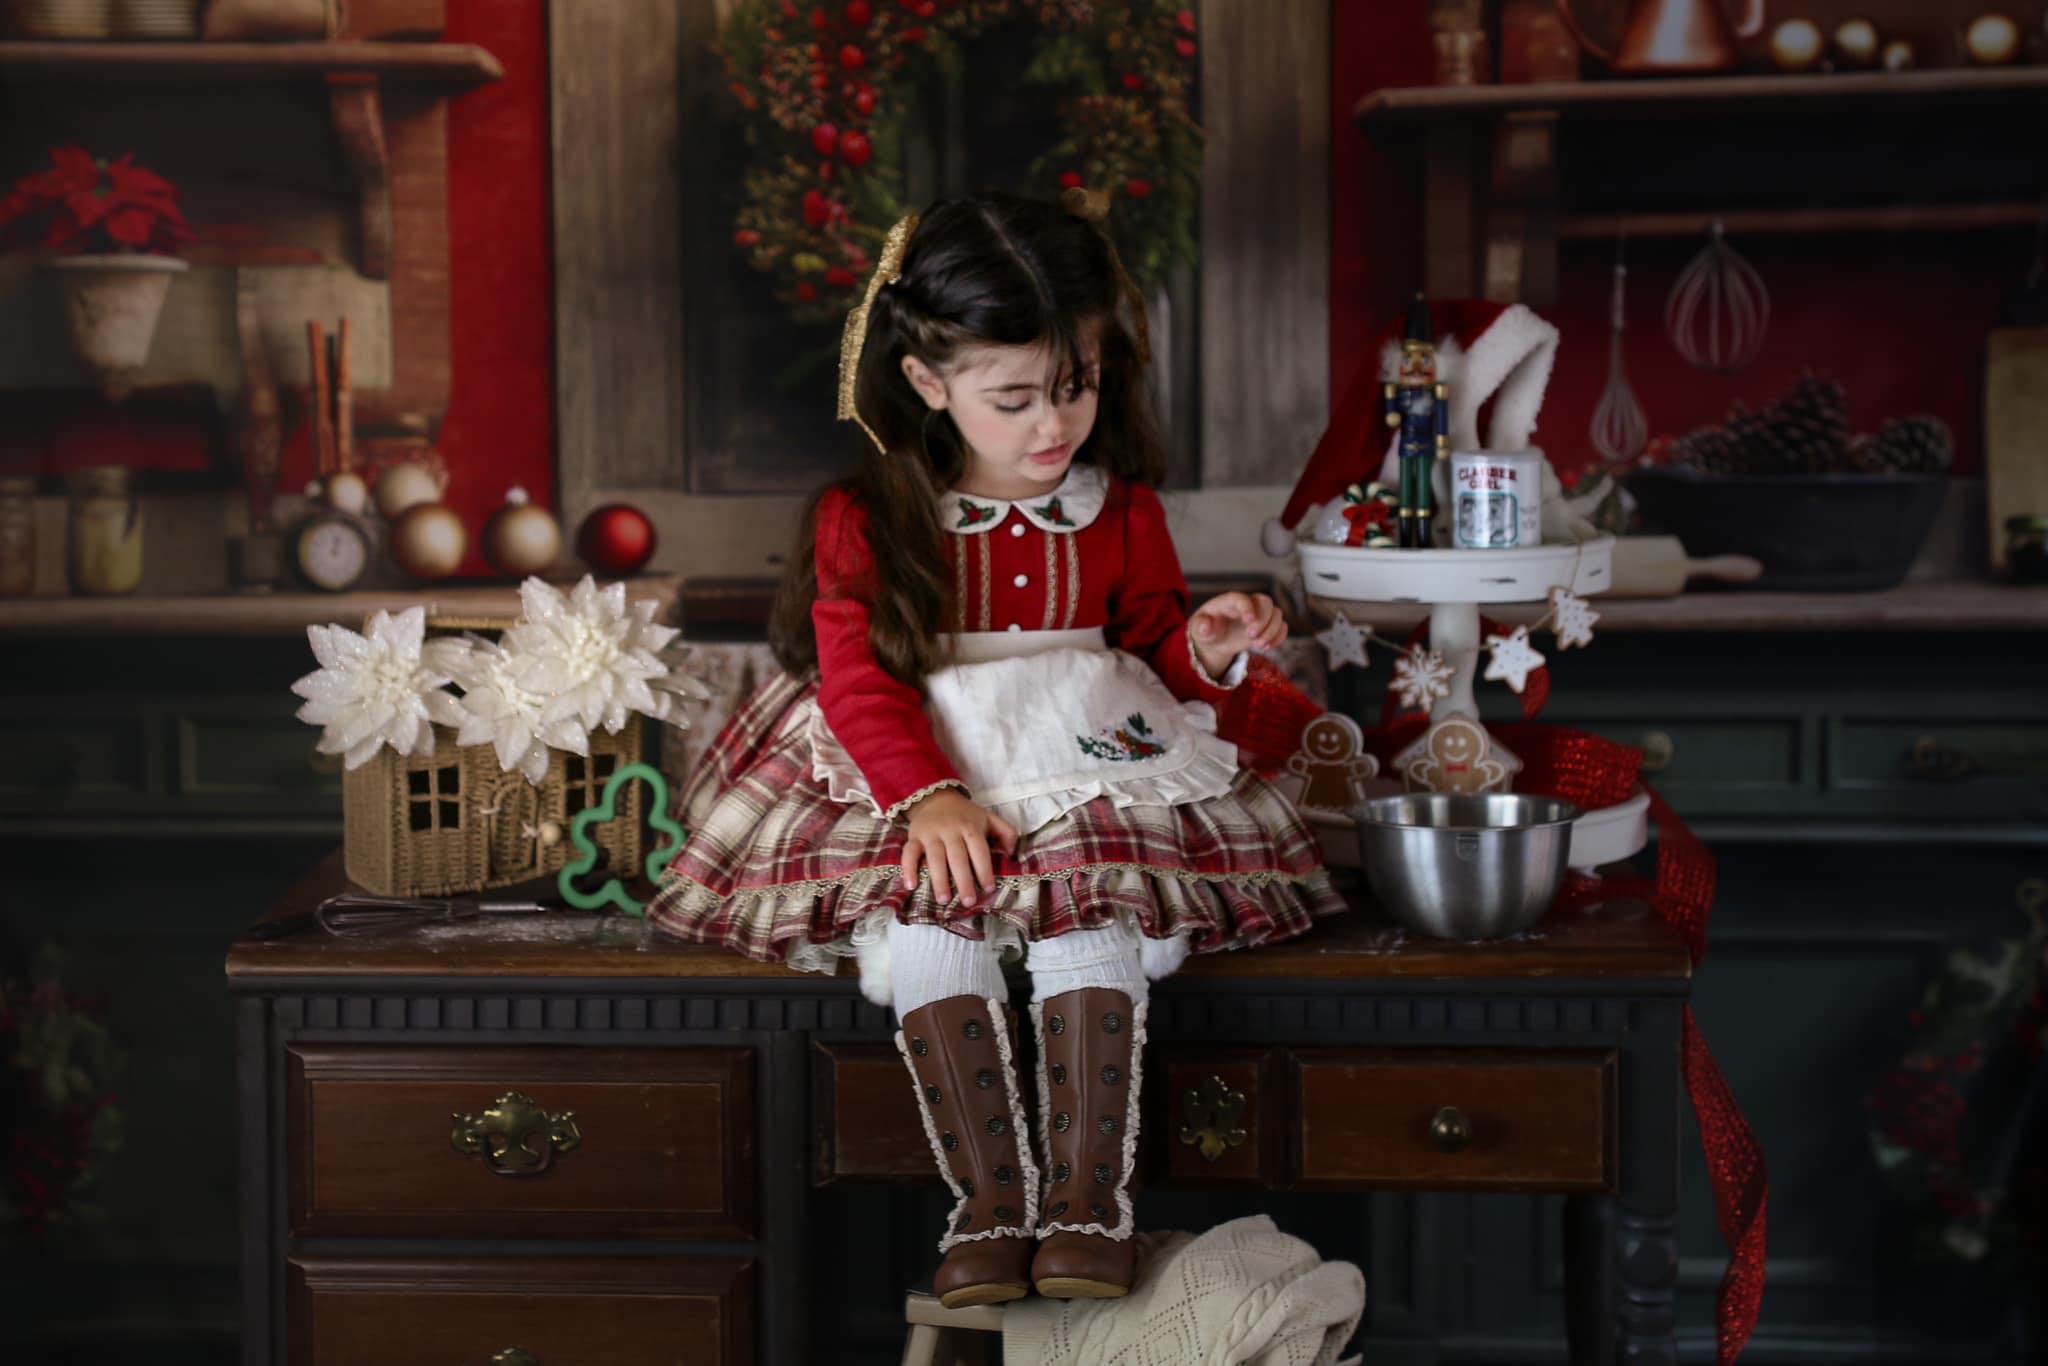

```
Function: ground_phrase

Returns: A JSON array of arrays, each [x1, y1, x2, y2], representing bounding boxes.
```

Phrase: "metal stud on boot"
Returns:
[[897, 995, 1039, 1308], [1030, 987, 1145, 1298]]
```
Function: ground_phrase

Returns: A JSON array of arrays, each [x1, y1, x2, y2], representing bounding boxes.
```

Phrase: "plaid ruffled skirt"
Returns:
[[646, 669, 1345, 970]]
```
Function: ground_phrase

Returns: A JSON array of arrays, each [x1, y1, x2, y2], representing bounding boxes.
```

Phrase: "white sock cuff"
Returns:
[[885, 919, 1007, 1018], [1025, 922, 1148, 1005]]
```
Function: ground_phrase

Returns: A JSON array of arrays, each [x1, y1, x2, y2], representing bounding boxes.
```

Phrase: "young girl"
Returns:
[[649, 189, 1343, 1308]]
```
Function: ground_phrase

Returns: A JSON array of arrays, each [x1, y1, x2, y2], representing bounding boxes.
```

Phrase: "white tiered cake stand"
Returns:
[[1294, 534, 1648, 873]]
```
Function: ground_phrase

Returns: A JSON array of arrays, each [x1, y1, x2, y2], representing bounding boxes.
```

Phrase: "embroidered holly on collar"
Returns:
[[956, 499, 997, 529], [1030, 496, 1076, 527], [936, 464, 1109, 536]]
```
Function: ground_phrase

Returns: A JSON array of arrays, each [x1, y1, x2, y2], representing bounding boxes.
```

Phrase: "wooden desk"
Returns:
[[229, 852, 1692, 1366]]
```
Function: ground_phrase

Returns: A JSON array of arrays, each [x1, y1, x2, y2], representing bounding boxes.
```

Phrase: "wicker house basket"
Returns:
[[339, 612, 648, 897]]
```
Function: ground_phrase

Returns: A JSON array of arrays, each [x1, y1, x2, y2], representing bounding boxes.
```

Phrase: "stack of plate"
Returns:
[[111, 0, 199, 37], [8, 0, 115, 38]]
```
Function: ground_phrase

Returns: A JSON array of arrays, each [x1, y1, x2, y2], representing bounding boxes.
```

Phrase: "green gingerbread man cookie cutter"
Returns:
[[556, 762, 687, 916]]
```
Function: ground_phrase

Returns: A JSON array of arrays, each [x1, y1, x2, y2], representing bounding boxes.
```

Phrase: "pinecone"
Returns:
[[1852, 415, 1953, 475], [1669, 421, 1746, 475], [1759, 375, 1851, 474]]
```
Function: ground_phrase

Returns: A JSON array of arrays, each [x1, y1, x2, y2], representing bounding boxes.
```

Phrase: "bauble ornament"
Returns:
[[390, 502, 467, 581], [576, 502, 657, 577], [482, 486, 562, 578], [1831, 17, 1880, 68], [1880, 38, 1915, 71], [323, 470, 369, 515], [1964, 12, 2020, 65], [373, 461, 444, 520], [1768, 18, 1824, 72]]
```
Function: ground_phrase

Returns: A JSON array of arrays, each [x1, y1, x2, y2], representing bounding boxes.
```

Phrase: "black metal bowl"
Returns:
[[1625, 469, 1948, 591]]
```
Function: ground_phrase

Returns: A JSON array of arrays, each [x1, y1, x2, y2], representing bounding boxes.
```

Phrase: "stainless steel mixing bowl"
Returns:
[[1352, 793, 1582, 940]]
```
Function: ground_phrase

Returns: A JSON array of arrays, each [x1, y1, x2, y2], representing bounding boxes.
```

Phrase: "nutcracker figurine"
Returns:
[[1383, 293, 1449, 548]]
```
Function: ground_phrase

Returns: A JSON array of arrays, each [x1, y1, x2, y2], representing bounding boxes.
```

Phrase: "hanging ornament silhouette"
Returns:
[[1591, 244, 1649, 465], [1666, 219, 1770, 373]]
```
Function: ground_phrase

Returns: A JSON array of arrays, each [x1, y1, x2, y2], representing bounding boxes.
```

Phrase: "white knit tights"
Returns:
[[877, 916, 1185, 1018]]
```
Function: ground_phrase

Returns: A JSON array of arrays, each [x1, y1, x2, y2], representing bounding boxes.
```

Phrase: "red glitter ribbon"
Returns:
[[1372, 647, 1767, 1361]]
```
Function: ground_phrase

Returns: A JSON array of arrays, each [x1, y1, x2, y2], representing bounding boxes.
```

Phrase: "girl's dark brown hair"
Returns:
[[769, 190, 1167, 687]]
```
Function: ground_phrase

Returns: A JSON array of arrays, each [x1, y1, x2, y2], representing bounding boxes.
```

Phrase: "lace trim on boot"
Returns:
[[1036, 998, 1147, 1243], [895, 999, 1038, 1256]]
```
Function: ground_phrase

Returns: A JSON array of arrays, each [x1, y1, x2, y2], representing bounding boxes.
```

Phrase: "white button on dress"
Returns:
[[1007, 623, 1022, 632], [1012, 574, 1028, 588], [1010, 522, 1026, 538]]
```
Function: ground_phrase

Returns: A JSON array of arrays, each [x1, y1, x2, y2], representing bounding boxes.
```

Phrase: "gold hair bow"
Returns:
[[837, 212, 919, 455]]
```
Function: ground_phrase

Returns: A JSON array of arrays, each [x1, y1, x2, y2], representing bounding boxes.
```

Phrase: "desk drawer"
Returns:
[[289, 1255, 751, 1366], [287, 1045, 752, 1237], [1294, 1049, 1613, 1192]]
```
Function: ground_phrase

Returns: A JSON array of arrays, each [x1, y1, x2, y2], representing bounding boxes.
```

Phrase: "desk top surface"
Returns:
[[226, 852, 1693, 988]]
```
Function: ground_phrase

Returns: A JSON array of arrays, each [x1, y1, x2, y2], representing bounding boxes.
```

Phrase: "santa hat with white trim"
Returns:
[[1263, 298, 1561, 556]]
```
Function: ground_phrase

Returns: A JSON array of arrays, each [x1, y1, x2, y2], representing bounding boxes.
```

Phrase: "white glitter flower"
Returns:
[[500, 575, 709, 755], [444, 635, 582, 784], [291, 605, 469, 770]]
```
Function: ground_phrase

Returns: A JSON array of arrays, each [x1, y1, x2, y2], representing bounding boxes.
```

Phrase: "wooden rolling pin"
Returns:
[[1608, 535, 1762, 597]]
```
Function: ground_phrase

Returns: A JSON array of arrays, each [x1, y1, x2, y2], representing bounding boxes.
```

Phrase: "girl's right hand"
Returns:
[[902, 789, 1020, 908]]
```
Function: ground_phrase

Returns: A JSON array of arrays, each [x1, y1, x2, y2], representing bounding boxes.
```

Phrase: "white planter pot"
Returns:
[[45, 254, 188, 396]]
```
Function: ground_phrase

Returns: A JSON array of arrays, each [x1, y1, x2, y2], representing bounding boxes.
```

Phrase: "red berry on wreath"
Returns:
[[844, 0, 871, 26], [811, 7, 830, 30], [1059, 170, 1084, 189], [840, 43, 866, 69], [1175, 36, 1196, 59], [812, 122, 840, 157], [852, 86, 877, 115], [826, 265, 858, 288], [807, 40, 822, 58], [734, 228, 761, 248], [811, 70, 831, 89], [1122, 72, 1144, 90], [781, 0, 798, 17], [916, 0, 936, 15], [902, 25, 925, 42], [839, 129, 872, 167], [1125, 178, 1153, 199], [1177, 8, 1196, 33], [797, 281, 819, 302], [802, 188, 833, 228]]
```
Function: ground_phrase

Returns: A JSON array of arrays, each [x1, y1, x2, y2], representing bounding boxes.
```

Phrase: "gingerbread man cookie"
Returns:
[[1286, 714, 1380, 812], [1393, 713, 1521, 796]]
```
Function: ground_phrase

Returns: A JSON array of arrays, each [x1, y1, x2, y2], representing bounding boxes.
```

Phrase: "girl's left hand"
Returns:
[[1190, 591, 1287, 679]]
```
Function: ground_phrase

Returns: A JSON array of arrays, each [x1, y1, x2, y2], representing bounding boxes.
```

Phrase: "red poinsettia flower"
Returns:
[[0, 146, 190, 256]]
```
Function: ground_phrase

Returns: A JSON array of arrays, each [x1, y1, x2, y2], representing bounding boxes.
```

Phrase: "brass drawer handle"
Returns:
[[1639, 730, 1675, 774], [451, 1090, 581, 1177], [491, 1352, 538, 1366], [1177, 1074, 1248, 1162], [1903, 736, 2048, 782], [1429, 1105, 1472, 1154]]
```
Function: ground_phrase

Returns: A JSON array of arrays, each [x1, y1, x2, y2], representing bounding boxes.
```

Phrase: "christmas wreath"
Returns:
[[0, 947, 125, 1235], [718, 0, 1201, 326]]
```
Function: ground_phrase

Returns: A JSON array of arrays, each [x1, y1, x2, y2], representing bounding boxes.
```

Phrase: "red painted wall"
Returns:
[[1329, 5, 2005, 485]]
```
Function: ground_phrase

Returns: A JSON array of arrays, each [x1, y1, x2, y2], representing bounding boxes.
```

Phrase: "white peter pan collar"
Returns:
[[938, 463, 1108, 535]]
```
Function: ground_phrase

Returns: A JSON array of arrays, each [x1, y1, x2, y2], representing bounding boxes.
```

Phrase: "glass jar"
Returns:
[[0, 476, 35, 596], [66, 466, 145, 596], [2007, 515, 2048, 585]]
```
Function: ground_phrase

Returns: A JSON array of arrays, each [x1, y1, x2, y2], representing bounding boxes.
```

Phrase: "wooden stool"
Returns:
[[899, 1291, 1006, 1366]]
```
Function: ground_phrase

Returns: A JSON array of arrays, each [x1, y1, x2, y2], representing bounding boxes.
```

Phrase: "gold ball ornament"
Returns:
[[1965, 12, 2020, 65], [1880, 38, 1915, 71], [373, 461, 444, 520], [482, 486, 562, 578], [323, 470, 369, 516], [537, 819, 563, 848], [1832, 17, 1881, 68], [1769, 18, 1825, 72], [389, 502, 467, 581]]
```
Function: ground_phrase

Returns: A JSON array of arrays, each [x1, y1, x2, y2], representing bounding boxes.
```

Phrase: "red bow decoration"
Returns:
[[1340, 499, 1394, 546]]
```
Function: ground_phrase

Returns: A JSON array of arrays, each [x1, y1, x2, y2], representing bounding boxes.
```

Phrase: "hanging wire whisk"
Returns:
[[1665, 219, 1770, 373], [1591, 247, 1648, 466]]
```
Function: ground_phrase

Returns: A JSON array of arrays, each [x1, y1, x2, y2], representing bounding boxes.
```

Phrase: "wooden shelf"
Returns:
[[1558, 202, 2040, 241], [1357, 67, 2048, 128], [0, 39, 503, 83], [0, 575, 685, 638]]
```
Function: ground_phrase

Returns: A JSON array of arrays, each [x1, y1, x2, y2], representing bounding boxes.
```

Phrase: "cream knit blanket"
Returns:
[[1001, 1216, 1365, 1366]]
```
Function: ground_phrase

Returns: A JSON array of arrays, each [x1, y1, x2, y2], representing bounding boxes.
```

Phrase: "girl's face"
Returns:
[[902, 330, 1101, 500]]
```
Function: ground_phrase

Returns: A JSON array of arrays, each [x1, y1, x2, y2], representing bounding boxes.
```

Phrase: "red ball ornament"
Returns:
[[852, 86, 876, 115], [1125, 177, 1153, 199], [802, 188, 833, 228], [811, 122, 840, 157], [844, 0, 871, 27], [576, 503, 657, 577], [1176, 8, 1196, 33], [839, 129, 872, 167], [839, 43, 866, 69], [1175, 36, 1196, 59], [1059, 170, 1084, 189]]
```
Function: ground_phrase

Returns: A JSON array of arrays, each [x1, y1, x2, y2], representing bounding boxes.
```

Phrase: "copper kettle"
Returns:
[[1555, 0, 1763, 74]]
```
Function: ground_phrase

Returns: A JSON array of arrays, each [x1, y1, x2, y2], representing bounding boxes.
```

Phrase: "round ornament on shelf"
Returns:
[[576, 502, 657, 577], [1880, 38, 1916, 71], [389, 502, 467, 581], [1768, 18, 1825, 72], [372, 461, 444, 520], [482, 486, 562, 578], [1964, 12, 2020, 65], [322, 470, 369, 516], [1831, 17, 1881, 68]]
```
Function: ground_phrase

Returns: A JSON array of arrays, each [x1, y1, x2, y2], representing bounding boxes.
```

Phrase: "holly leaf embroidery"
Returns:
[[956, 499, 996, 528], [1031, 496, 1075, 527]]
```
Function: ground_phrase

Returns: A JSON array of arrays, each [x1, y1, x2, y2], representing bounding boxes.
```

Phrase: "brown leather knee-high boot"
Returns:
[[896, 994, 1039, 1308], [1029, 986, 1145, 1298]]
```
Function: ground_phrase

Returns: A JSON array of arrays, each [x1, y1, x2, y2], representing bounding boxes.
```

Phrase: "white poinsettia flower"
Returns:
[[500, 576, 708, 750], [290, 605, 469, 770], [444, 635, 561, 784]]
